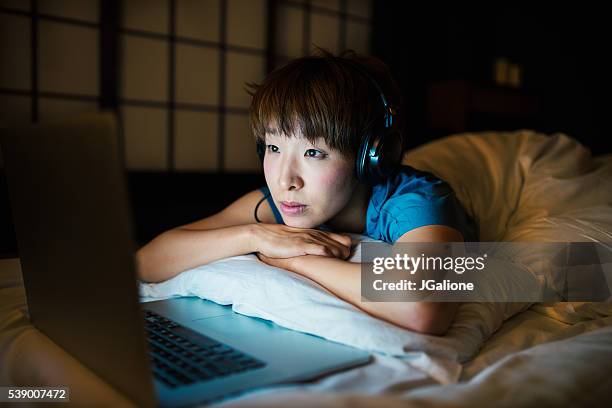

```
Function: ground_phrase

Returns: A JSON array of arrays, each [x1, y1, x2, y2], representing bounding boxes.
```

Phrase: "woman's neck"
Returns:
[[325, 182, 372, 233]]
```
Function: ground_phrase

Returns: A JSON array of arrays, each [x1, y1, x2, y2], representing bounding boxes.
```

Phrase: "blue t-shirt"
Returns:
[[258, 165, 478, 243]]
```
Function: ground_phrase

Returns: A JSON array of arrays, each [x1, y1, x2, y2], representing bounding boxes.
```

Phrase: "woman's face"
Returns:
[[263, 129, 358, 229]]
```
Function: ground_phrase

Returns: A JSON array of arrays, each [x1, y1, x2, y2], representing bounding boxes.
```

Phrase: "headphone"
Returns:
[[256, 58, 403, 185]]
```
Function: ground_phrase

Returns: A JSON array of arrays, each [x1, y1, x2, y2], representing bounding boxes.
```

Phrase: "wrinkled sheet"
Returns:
[[217, 323, 612, 408]]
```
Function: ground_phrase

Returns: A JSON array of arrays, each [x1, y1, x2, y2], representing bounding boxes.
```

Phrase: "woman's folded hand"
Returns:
[[251, 223, 351, 260]]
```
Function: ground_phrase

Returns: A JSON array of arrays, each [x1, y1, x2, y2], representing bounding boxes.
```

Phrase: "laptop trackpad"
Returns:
[[191, 313, 279, 340], [144, 297, 234, 322]]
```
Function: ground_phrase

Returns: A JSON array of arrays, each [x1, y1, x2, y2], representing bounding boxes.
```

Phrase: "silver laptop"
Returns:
[[0, 113, 371, 407]]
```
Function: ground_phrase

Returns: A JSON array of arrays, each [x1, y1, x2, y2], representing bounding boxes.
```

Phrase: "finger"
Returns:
[[310, 239, 346, 259], [308, 243, 334, 258], [306, 230, 350, 251], [289, 228, 350, 252], [257, 253, 277, 263], [325, 232, 353, 249], [313, 234, 351, 259]]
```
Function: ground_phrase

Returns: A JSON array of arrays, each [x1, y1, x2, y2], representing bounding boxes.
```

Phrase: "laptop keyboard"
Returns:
[[144, 310, 266, 388]]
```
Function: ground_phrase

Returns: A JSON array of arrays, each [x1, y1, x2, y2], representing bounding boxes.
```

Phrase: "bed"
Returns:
[[1, 129, 611, 407]]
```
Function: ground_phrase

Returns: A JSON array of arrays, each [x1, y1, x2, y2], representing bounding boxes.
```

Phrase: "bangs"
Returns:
[[248, 54, 383, 158]]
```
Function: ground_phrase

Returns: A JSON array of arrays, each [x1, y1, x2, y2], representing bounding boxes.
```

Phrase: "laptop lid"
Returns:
[[1, 113, 156, 407]]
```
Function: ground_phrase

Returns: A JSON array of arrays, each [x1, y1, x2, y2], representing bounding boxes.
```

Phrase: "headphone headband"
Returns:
[[332, 57, 395, 129]]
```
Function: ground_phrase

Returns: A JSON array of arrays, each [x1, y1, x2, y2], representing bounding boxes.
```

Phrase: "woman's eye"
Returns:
[[266, 145, 279, 153], [305, 149, 326, 158]]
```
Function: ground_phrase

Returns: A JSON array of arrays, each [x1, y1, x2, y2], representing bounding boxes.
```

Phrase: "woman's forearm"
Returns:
[[291, 256, 457, 335], [136, 224, 256, 283]]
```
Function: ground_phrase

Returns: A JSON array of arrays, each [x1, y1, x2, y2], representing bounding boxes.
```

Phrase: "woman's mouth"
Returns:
[[280, 201, 307, 215]]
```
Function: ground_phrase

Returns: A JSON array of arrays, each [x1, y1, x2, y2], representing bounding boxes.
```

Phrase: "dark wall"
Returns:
[[127, 172, 265, 246], [371, 4, 610, 154], [0, 170, 265, 258]]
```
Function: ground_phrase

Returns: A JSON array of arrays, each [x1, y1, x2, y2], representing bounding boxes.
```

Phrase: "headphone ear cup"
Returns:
[[358, 127, 402, 185], [356, 131, 375, 184], [374, 129, 403, 180]]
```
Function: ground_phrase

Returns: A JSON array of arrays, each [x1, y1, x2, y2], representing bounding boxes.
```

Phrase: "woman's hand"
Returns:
[[251, 223, 352, 260]]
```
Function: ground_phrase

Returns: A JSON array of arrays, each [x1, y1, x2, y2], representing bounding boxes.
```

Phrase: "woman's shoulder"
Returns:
[[371, 165, 452, 207], [365, 165, 477, 243]]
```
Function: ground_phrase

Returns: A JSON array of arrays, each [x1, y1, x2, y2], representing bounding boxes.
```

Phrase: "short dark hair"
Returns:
[[247, 48, 402, 159]]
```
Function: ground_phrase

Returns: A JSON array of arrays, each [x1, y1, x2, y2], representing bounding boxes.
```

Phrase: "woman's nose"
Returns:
[[279, 173, 304, 191], [278, 160, 304, 191]]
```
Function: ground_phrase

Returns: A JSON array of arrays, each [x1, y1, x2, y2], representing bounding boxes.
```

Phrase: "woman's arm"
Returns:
[[138, 222, 350, 283], [136, 224, 256, 283], [137, 189, 269, 283], [258, 224, 463, 335]]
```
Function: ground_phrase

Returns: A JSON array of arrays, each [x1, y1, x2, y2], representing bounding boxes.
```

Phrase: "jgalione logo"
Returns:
[[372, 253, 488, 275]]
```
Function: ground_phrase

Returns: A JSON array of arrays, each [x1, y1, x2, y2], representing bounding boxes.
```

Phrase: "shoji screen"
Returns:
[[273, 0, 371, 68], [119, 0, 267, 173], [0, 0, 372, 172], [0, 0, 101, 165], [118, 0, 371, 173]]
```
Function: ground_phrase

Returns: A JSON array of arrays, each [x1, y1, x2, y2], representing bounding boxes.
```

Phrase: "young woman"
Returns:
[[137, 50, 477, 335]]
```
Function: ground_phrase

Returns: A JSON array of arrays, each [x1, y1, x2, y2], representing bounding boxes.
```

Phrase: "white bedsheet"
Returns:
[[216, 326, 612, 408], [215, 306, 612, 408]]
